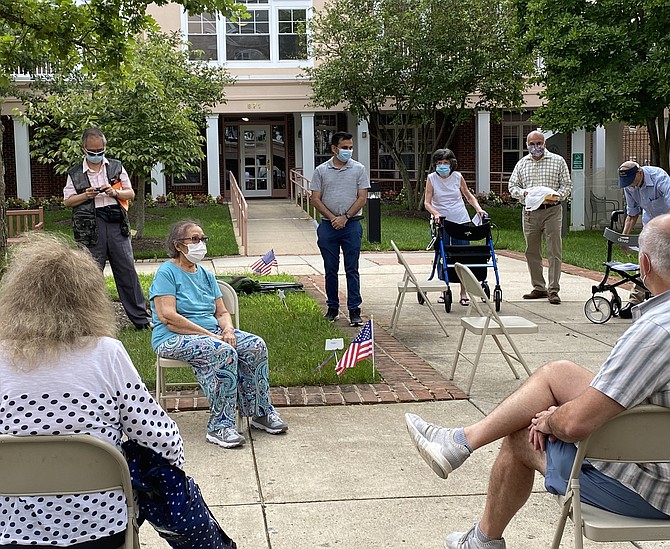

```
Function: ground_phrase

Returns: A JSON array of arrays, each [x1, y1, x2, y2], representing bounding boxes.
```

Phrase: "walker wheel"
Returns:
[[444, 289, 452, 313], [493, 287, 502, 312], [584, 296, 612, 324]]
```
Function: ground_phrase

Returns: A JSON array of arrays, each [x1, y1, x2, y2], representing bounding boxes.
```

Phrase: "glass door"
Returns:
[[241, 126, 272, 197]]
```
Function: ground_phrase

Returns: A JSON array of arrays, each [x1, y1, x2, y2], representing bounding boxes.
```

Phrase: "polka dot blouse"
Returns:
[[0, 337, 185, 546]]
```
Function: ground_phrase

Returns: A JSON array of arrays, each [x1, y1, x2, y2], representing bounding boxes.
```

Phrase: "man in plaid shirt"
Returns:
[[508, 131, 572, 304]]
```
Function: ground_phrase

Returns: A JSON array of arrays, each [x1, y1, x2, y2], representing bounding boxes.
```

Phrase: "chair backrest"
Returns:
[[0, 434, 137, 546], [217, 280, 240, 329], [576, 405, 670, 465], [603, 227, 639, 248], [390, 240, 422, 286], [455, 263, 495, 317]]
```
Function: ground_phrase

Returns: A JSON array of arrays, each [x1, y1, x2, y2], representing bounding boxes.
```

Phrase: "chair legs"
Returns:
[[450, 328, 532, 394]]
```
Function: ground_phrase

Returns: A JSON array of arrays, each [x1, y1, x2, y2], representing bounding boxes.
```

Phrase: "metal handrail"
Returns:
[[289, 168, 319, 220], [228, 172, 249, 256]]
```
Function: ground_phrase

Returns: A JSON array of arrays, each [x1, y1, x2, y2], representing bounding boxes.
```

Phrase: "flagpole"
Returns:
[[371, 315, 375, 380]]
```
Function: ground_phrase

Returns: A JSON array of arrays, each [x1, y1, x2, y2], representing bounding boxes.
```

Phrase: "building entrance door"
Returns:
[[241, 126, 272, 197]]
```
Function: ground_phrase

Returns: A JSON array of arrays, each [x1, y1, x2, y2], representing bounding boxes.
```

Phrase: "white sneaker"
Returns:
[[445, 525, 506, 549], [405, 413, 471, 479]]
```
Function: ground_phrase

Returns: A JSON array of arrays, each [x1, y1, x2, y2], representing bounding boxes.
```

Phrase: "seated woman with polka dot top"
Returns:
[[0, 233, 184, 548]]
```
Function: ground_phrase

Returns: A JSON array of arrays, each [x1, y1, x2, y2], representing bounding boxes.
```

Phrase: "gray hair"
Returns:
[[0, 233, 116, 369], [81, 127, 107, 147], [166, 219, 201, 258], [639, 213, 670, 280]]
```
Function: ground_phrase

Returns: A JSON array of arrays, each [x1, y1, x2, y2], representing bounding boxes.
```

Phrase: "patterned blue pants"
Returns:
[[156, 329, 273, 432]]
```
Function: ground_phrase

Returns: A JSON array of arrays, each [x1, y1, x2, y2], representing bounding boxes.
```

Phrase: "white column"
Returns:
[[570, 129, 591, 231], [593, 126, 606, 193], [151, 163, 165, 198], [293, 113, 303, 169], [354, 118, 370, 179], [301, 112, 315, 181], [206, 114, 220, 198], [13, 117, 32, 200], [475, 110, 491, 193]]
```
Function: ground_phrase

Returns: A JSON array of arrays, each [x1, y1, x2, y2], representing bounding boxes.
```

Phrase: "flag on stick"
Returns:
[[313, 351, 337, 374], [250, 249, 278, 275], [335, 320, 374, 376]]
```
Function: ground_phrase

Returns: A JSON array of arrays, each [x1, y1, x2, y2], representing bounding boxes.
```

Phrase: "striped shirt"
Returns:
[[508, 151, 572, 204], [589, 289, 670, 514]]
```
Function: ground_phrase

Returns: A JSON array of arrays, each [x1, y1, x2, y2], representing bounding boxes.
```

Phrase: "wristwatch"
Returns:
[[344, 213, 351, 219]]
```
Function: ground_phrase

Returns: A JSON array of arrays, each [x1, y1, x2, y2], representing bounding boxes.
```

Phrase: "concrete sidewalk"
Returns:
[[130, 200, 647, 549]]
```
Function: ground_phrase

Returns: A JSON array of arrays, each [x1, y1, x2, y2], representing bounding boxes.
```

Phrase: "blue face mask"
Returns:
[[85, 151, 105, 164], [435, 164, 451, 177], [337, 149, 353, 163], [528, 145, 545, 159]]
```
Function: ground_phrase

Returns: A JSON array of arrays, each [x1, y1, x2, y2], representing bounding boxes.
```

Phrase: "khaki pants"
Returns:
[[522, 204, 563, 294]]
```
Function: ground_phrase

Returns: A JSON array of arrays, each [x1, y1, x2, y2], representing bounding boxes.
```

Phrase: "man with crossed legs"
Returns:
[[405, 214, 670, 549]]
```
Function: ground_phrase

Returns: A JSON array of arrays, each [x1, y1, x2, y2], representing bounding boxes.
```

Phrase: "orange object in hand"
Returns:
[[111, 180, 129, 211]]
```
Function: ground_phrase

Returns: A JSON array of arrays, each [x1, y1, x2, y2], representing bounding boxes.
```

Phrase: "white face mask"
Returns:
[[184, 241, 207, 264]]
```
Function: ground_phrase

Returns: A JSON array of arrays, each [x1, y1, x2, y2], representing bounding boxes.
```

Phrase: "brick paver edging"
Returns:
[[159, 273, 467, 412]]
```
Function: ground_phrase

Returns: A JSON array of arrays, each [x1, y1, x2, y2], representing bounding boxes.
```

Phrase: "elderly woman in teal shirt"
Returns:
[[150, 219, 288, 448]]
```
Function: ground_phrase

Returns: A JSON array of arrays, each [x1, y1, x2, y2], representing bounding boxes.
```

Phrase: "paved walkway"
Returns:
[[127, 199, 643, 549]]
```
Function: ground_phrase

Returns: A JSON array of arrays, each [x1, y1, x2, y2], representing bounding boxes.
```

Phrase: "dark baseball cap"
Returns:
[[618, 163, 640, 188]]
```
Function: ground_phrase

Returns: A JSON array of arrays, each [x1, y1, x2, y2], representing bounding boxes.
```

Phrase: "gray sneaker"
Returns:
[[444, 525, 506, 549], [405, 412, 471, 479], [251, 409, 288, 434], [206, 426, 246, 448]]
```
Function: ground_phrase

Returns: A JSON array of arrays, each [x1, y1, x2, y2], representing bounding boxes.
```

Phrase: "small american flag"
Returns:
[[250, 249, 278, 275], [335, 320, 374, 376]]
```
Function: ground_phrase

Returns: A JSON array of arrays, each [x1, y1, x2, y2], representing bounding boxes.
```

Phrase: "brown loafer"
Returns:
[[548, 292, 561, 305], [523, 289, 548, 299]]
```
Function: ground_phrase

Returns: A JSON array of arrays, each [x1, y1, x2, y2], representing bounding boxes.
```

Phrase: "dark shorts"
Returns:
[[545, 439, 669, 519]]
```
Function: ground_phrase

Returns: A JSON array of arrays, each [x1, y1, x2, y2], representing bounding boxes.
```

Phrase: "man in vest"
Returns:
[[63, 127, 151, 330]]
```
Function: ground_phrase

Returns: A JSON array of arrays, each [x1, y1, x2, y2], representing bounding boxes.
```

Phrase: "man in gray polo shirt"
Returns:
[[310, 131, 370, 326]]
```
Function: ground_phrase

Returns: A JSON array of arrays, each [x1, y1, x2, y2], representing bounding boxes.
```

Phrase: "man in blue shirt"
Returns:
[[617, 161, 670, 318]]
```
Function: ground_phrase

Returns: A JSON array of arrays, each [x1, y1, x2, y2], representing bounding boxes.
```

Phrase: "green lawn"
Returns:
[[44, 204, 239, 259]]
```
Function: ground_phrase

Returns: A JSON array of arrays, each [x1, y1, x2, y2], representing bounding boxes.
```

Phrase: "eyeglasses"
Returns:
[[181, 236, 209, 244], [84, 148, 105, 155]]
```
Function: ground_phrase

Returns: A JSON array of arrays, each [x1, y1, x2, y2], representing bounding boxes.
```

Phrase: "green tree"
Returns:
[[517, 0, 670, 171], [306, 0, 529, 210], [21, 30, 233, 237], [0, 0, 245, 257]]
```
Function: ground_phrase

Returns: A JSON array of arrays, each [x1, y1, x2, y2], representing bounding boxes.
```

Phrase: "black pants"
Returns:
[[89, 214, 149, 327]]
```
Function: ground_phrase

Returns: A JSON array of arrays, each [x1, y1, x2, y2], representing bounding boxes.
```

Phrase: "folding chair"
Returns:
[[551, 404, 670, 549], [155, 280, 240, 410], [450, 263, 537, 394], [0, 434, 140, 548], [389, 240, 449, 338]]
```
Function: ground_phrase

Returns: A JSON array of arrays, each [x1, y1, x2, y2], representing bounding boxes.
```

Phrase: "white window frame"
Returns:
[[181, 3, 311, 68]]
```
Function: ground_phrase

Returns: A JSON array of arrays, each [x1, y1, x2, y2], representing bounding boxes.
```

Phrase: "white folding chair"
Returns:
[[155, 280, 240, 410], [450, 263, 537, 394], [551, 405, 670, 549], [0, 434, 139, 548], [389, 240, 449, 337]]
